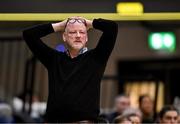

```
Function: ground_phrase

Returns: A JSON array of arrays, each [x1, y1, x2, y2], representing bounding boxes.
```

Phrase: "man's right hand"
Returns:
[[52, 19, 67, 32]]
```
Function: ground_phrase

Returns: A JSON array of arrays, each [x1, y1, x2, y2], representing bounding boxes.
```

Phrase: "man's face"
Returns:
[[63, 21, 88, 51], [140, 96, 153, 115], [160, 111, 178, 124], [115, 97, 130, 114]]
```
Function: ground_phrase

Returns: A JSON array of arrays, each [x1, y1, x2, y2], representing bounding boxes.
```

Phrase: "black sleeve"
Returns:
[[23, 23, 56, 67], [93, 19, 118, 62]]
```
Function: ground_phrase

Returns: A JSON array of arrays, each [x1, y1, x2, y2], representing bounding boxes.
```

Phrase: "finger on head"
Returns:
[[70, 16, 85, 20], [69, 16, 79, 19]]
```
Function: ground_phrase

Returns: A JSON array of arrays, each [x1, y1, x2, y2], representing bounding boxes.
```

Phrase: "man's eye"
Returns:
[[69, 32, 76, 34], [80, 32, 85, 34], [166, 117, 172, 120]]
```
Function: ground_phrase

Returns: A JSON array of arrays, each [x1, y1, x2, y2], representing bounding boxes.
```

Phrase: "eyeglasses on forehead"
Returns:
[[64, 18, 87, 30]]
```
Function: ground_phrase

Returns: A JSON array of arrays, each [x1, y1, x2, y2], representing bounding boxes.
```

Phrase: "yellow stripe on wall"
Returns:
[[0, 13, 180, 21]]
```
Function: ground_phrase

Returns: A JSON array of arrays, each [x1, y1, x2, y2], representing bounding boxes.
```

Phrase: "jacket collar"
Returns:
[[66, 47, 88, 57]]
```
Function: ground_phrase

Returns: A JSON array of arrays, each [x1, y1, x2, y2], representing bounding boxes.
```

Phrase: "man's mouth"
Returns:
[[74, 40, 82, 43]]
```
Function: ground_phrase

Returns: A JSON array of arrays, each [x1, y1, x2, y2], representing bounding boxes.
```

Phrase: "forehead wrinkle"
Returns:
[[65, 22, 87, 32]]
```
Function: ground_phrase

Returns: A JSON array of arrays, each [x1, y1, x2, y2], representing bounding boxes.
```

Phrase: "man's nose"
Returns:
[[170, 118, 177, 124], [76, 32, 80, 37]]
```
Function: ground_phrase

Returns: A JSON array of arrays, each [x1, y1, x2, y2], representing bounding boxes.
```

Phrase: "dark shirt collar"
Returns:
[[66, 47, 88, 57]]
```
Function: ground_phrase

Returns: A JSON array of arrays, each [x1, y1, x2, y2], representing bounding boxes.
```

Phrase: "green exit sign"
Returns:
[[148, 32, 176, 52]]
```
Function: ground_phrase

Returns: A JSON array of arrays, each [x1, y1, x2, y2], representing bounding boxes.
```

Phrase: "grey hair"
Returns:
[[122, 107, 142, 119], [115, 94, 130, 101]]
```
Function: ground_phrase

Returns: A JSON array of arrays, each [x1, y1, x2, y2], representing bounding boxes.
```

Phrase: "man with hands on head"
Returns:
[[23, 16, 118, 123]]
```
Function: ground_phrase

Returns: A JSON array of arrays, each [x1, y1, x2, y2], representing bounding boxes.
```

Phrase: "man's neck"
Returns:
[[69, 49, 79, 58], [67, 47, 88, 58]]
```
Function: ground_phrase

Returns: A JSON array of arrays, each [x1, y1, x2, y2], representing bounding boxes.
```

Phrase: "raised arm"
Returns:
[[23, 21, 67, 67], [93, 19, 118, 62], [52, 19, 67, 32]]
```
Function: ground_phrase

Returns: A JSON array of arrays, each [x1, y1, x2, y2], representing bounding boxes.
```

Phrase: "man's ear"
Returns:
[[62, 32, 66, 42]]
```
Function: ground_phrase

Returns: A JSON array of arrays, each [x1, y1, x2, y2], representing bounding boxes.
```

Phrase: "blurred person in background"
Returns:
[[106, 94, 130, 123], [113, 115, 132, 124], [0, 102, 14, 123], [173, 96, 180, 124], [122, 107, 142, 124], [127, 114, 141, 124], [30, 95, 46, 122], [158, 105, 179, 124], [114, 107, 142, 124], [139, 94, 154, 123], [23, 17, 118, 123], [11, 94, 39, 123]]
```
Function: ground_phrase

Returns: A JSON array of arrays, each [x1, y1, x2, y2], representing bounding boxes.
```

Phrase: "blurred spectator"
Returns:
[[158, 105, 179, 124], [106, 94, 130, 122], [113, 115, 132, 124], [123, 107, 142, 118], [0, 102, 14, 123], [11, 94, 46, 123], [173, 96, 180, 124], [127, 114, 141, 124], [30, 95, 46, 122], [139, 94, 154, 123], [122, 107, 142, 124], [12, 97, 23, 113], [11, 96, 34, 123], [173, 96, 180, 113]]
